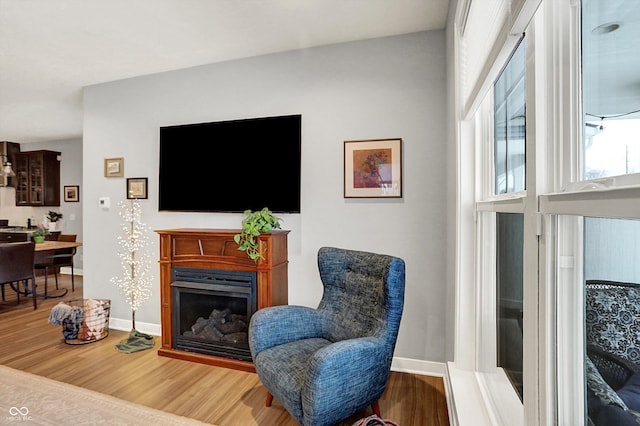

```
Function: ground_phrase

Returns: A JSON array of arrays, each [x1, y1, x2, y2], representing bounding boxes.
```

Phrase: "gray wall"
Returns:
[[82, 31, 448, 363]]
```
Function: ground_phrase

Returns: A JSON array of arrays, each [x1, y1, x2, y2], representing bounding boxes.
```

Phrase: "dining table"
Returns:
[[34, 240, 82, 253]]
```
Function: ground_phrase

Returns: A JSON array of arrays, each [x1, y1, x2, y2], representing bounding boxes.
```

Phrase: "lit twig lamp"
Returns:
[[111, 198, 154, 353]]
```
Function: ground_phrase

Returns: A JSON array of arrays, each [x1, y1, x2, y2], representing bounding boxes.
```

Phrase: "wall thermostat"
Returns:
[[99, 196, 110, 209]]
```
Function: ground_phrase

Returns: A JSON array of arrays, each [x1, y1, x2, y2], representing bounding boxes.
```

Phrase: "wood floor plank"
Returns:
[[0, 275, 449, 426]]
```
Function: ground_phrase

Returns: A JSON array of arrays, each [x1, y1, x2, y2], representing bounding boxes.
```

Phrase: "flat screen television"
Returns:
[[159, 114, 301, 213]]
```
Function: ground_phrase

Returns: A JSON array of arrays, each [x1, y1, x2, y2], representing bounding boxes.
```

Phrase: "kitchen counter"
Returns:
[[0, 228, 35, 243], [0, 227, 33, 233]]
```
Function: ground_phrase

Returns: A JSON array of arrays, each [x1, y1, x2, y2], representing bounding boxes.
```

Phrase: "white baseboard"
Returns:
[[391, 356, 447, 377], [59, 267, 83, 276], [106, 317, 448, 379], [109, 317, 162, 336]]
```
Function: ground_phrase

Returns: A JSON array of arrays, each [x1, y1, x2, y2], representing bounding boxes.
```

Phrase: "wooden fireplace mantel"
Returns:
[[155, 228, 289, 372]]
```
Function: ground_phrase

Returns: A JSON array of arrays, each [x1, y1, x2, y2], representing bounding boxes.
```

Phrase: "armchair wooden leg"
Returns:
[[266, 392, 273, 407], [372, 401, 381, 417]]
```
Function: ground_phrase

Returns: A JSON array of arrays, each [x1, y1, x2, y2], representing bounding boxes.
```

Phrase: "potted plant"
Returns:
[[32, 225, 49, 243], [233, 208, 282, 262], [46, 211, 63, 231]]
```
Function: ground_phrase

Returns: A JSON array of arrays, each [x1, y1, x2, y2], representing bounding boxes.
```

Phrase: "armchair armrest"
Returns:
[[249, 305, 325, 356]]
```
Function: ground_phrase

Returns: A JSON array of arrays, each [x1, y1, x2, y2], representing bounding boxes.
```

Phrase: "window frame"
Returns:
[[452, 0, 640, 424]]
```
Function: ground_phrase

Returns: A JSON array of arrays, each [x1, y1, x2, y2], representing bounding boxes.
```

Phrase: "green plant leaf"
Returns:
[[234, 208, 282, 262]]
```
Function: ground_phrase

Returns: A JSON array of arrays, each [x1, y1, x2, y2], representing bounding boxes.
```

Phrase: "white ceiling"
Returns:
[[582, 0, 640, 120], [0, 0, 450, 144]]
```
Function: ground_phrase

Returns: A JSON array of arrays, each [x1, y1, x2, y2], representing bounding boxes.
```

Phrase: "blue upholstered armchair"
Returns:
[[249, 247, 406, 426]]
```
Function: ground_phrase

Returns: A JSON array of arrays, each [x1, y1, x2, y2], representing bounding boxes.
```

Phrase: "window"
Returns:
[[453, 0, 640, 425], [578, 1, 640, 423], [471, 36, 528, 418], [495, 41, 526, 194], [496, 212, 524, 400]]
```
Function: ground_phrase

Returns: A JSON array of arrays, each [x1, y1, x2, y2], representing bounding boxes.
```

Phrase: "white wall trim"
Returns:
[[109, 317, 161, 336], [447, 361, 492, 426], [391, 356, 446, 377], [60, 267, 83, 276], [444, 364, 459, 426]]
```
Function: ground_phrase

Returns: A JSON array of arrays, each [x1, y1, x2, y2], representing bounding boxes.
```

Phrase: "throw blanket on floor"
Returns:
[[115, 329, 155, 353], [0, 365, 210, 425], [48, 302, 84, 339]]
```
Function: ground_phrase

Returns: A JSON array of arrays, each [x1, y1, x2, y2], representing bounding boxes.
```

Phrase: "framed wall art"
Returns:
[[344, 138, 402, 198], [104, 157, 124, 177], [64, 185, 79, 202], [127, 177, 148, 199]]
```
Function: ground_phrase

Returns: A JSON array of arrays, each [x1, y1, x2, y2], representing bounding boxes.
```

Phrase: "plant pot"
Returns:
[[33, 236, 45, 244], [48, 222, 58, 232]]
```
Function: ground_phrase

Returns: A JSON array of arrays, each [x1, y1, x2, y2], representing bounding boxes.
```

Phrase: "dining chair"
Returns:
[[0, 242, 37, 309], [36, 234, 77, 293], [45, 231, 60, 241], [54, 234, 77, 292]]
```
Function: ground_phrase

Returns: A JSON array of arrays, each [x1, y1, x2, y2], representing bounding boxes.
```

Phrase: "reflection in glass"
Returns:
[[582, 1, 640, 180], [584, 217, 640, 425], [496, 212, 524, 401], [494, 40, 526, 194]]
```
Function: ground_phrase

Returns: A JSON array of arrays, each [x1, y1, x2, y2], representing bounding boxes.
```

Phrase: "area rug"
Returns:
[[0, 365, 211, 425]]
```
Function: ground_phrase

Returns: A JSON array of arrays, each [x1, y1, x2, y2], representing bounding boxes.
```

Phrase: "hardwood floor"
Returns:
[[0, 274, 450, 426]]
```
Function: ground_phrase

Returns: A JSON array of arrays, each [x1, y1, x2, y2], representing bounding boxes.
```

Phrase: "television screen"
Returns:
[[159, 114, 301, 213]]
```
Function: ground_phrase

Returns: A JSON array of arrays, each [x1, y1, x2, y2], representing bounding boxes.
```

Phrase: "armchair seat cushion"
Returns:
[[255, 337, 333, 420]]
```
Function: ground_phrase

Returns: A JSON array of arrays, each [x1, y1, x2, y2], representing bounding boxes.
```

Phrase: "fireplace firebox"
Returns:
[[172, 267, 256, 361]]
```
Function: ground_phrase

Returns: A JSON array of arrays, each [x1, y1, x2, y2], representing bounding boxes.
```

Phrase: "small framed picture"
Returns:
[[344, 138, 403, 198], [104, 157, 124, 177], [63, 185, 80, 202], [127, 177, 148, 199]]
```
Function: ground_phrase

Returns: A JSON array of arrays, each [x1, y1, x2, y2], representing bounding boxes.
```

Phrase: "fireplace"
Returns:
[[171, 267, 256, 362], [156, 228, 289, 371]]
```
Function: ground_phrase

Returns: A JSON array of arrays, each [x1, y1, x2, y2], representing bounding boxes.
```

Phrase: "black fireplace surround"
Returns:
[[171, 267, 257, 362]]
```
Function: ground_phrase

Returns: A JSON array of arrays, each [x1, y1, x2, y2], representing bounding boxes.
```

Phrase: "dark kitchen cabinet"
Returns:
[[15, 150, 61, 206]]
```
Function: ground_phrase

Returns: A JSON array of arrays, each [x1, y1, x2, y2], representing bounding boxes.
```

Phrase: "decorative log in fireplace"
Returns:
[[156, 228, 289, 372]]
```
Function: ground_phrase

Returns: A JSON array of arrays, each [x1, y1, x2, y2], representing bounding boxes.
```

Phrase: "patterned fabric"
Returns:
[[249, 247, 405, 426], [352, 415, 399, 426], [586, 355, 628, 410], [78, 299, 110, 341], [586, 281, 640, 363], [585, 355, 640, 425]]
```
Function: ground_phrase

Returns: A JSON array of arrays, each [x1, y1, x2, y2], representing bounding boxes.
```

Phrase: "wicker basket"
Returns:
[[61, 299, 111, 345]]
